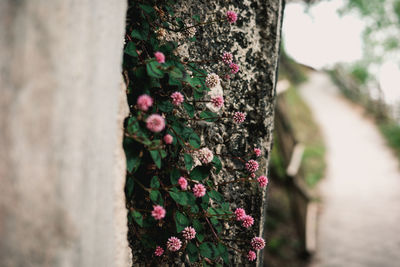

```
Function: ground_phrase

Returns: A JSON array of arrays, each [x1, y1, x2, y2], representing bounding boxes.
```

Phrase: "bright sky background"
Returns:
[[283, 0, 400, 105]]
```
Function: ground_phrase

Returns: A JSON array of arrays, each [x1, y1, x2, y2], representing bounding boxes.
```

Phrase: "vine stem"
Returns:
[[132, 177, 150, 192], [204, 212, 221, 242]]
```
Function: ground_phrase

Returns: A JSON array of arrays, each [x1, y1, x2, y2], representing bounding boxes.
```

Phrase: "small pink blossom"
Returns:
[[223, 74, 231, 81], [254, 148, 262, 157], [178, 177, 188, 190], [211, 96, 224, 109], [171, 91, 184, 106], [233, 111, 246, 124], [182, 226, 196, 240], [222, 52, 233, 64], [167, 236, 182, 252], [229, 62, 239, 74], [235, 208, 246, 221], [242, 215, 254, 228], [163, 134, 173, 144], [146, 114, 165, 132], [257, 176, 268, 188], [137, 94, 153, 111], [247, 250, 256, 261], [197, 147, 214, 164], [250, 173, 256, 178], [154, 51, 165, 63], [205, 73, 220, 88], [193, 183, 206, 198], [151, 205, 166, 220], [154, 246, 164, 256], [226, 11, 238, 24], [251, 237, 266, 250], [246, 160, 259, 173]]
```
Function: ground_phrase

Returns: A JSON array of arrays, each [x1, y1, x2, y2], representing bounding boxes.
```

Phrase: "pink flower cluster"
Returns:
[[151, 205, 166, 220], [235, 208, 246, 221], [171, 91, 184, 106], [182, 226, 196, 240], [163, 134, 173, 144], [137, 94, 153, 111], [233, 111, 246, 124], [257, 175, 268, 188], [229, 62, 239, 74], [167, 236, 182, 251], [146, 114, 165, 132], [193, 183, 206, 198], [254, 147, 262, 157], [242, 215, 254, 228], [154, 246, 164, 256], [222, 52, 233, 64], [251, 237, 266, 250], [178, 177, 188, 190], [197, 147, 214, 164], [154, 51, 165, 63], [211, 96, 224, 108], [247, 250, 256, 261], [245, 159, 259, 173], [226, 11, 238, 24]]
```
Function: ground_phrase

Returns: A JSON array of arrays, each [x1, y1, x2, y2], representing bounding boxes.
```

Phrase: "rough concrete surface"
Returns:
[[301, 72, 400, 267], [0, 1, 130, 266]]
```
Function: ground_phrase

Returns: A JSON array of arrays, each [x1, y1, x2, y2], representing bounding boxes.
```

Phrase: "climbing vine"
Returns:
[[123, 0, 268, 265]]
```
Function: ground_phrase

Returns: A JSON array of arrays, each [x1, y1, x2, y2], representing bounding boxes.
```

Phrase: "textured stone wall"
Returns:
[[183, 0, 283, 265], [0, 1, 130, 266]]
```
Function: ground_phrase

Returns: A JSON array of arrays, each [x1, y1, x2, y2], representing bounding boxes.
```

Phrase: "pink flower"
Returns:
[[193, 183, 206, 198], [251, 237, 265, 250], [182, 226, 196, 240], [242, 215, 254, 228], [163, 134, 173, 144], [205, 73, 220, 88], [151, 205, 166, 220], [137, 94, 153, 111], [167, 236, 182, 251], [245, 160, 259, 173], [154, 246, 164, 256], [198, 147, 214, 164], [247, 250, 256, 261], [257, 176, 268, 188], [178, 177, 188, 190], [171, 91, 184, 106], [229, 62, 239, 74], [211, 96, 224, 109], [250, 173, 256, 178], [233, 111, 246, 124], [235, 208, 246, 221], [154, 51, 165, 63], [222, 52, 233, 64], [254, 148, 262, 157], [226, 11, 238, 24], [146, 114, 165, 132], [223, 74, 231, 81]]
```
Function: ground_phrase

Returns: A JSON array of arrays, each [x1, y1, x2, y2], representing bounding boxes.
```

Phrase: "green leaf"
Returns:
[[139, 4, 154, 13], [169, 67, 183, 79], [187, 242, 199, 263], [189, 133, 201, 148], [190, 204, 199, 213], [193, 219, 204, 232], [131, 29, 145, 40], [212, 156, 222, 174], [169, 191, 188, 206], [209, 190, 224, 202], [175, 211, 189, 232], [158, 100, 173, 112], [184, 153, 193, 170], [197, 233, 205, 242], [150, 176, 160, 188], [146, 61, 164, 78], [185, 191, 196, 205], [194, 89, 204, 100], [125, 177, 134, 197], [150, 190, 163, 205], [183, 102, 195, 118], [131, 211, 143, 227], [200, 111, 218, 122], [149, 150, 161, 168], [124, 42, 138, 57], [124, 141, 141, 173], [199, 242, 218, 259], [217, 243, 230, 264], [193, 15, 201, 22], [170, 168, 181, 184], [190, 166, 211, 181]]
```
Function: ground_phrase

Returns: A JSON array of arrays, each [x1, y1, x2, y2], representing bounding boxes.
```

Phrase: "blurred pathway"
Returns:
[[300, 72, 400, 267]]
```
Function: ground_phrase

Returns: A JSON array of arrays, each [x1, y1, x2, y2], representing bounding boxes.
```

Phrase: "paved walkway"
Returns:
[[300, 72, 400, 267]]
